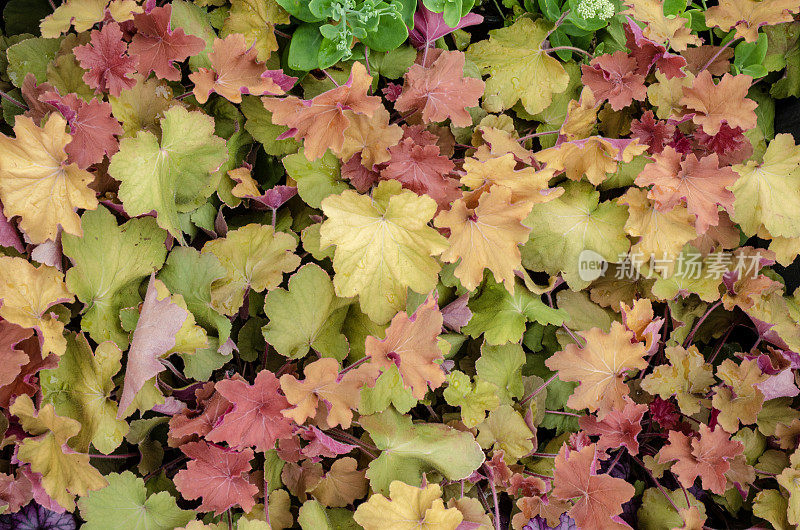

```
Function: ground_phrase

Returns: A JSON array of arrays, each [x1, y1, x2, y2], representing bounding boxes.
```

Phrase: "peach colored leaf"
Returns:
[[545, 322, 647, 419], [279, 358, 362, 429], [189, 33, 294, 104], [552, 443, 635, 530], [364, 294, 446, 400], [262, 62, 381, 160], [706, 0, 800, 42], [435, 186, 532, 292], [679, 71, 757, 136], [635, 147, 738, 234], [658, 424, 743, 494], [579, 397, 647, 455]]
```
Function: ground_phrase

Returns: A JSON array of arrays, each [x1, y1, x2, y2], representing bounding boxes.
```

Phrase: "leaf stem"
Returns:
[[320, 69, 340, 87], [530, 452, 558, 458], [544, 46, 594, 59], [700, 37, 739, 73], [482, 464, 502, 530], [545, 409, 581, 417], [520, 373, 558, 405], [543, 10, 570, 42], [0, 90, 28, 111], [682, 300, 721, 348], [631, 455, 682, 514], [85, 452, 138, 459], [707, 323, 735, 364], [517, 129, 560, 142], [338, 355, 369, 375]]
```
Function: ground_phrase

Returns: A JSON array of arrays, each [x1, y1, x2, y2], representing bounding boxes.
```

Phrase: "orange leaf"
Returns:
[[279, 358, 362, 429], [552, 443, 635, 530], [579, 396, 647, 455], [190, 33, 294, 104], [658, 423, 743, 494], [263, 62, 382, 160], [679, 71, 757, 136], [706, 0, 800, 42], [434, 186, 532, 292]]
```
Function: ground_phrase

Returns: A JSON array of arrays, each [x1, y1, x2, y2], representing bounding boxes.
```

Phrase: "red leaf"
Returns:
[[581, 51, 647, 111], [0, 320, 33, 388], [73, 22, 138, 97], [40, 91, 123, 169], [300, 425, 356, 462], [409, 4, 483, 49], [624, 17, 686, 79], [380, 137, 460, 209], [630, 110, 675, 154], [173, 441, 258, 515], [129, 4, 205, 81], [168, 381, 232, 447], [206, 370, 294, 452], [579, 397, 647, 455], [395, 50, 484, 127]]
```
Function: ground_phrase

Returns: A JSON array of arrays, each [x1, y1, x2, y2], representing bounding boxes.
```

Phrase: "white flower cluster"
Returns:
[[576, 0, 615, 20]]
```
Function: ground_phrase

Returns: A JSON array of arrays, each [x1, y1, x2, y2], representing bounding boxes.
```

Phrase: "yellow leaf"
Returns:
[[0, 114, 98, 244], [641, 345, 715, 416], [353, 481, 463, 530], [0, 256, 73, 357], [461, 153, 561, 205], [11, 395, 107, 511], [712, 358, 767, 433], [319, 180, 448, 324], [467, 18, 569, 115]]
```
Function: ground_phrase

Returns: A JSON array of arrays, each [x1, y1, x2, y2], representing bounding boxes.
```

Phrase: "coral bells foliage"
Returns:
[[3, 1, 800, 530]]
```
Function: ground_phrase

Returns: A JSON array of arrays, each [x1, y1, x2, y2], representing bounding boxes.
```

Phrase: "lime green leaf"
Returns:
[[158, 247, 232, 344], [109, 106, 228, 243], [636, 487, 706, 530], [202, 224, 300, 316], [262, 264, 351, 360], [78, 471, 193, 530], [467, 18, 569, 115], [62, 206, 167, 349], [40, 333, 128, 455], [358, 364, 418, 415], [463, 280, 567, 345], [360, 407, 485, 495], [476, 404, 534, 462], [475, 341, 525, 404], [443, 370, 500, 428], [283, 148, 347, 209], [298, 499, 359, 530], [6, 36, 60, 86], [522, 181, 630, 290], [241, 95, 300, 156]]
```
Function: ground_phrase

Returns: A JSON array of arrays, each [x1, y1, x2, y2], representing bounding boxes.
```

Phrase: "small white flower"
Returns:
[[576, 0, 615, 20]]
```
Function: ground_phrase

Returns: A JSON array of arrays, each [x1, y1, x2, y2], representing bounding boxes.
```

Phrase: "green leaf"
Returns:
[[637, 487, 706, 530], [521, 180, 630, 290], [276, 0, 324, 21], [170, 0, 217, 69], [361, 11, 408, 52], [158, 247, 232, 344], [443, 370, 500, 428], [262, 263, 351, 360], [360, 407, 485, 495], [463, 280, 567, 345], [180, 337, 232, 381], [359, 364, 418, 415], [6, 36, 60, 86], [62, 206, 168, 349], [475, 341, 526, 404], [108, 106, 228, 243], [298, 499, 360, 530], [78, 471, 193, 530], [289, 22, 324, 71], [283, 148, 347, 209], [2, 0, 52, 36], [476, 404, 534, 462], [40, 333, 128, 455], [662, 0, 686, 17]]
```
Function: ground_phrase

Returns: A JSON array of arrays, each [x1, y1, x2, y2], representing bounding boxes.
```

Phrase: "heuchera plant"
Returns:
[[1, 0, 800, 528]]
